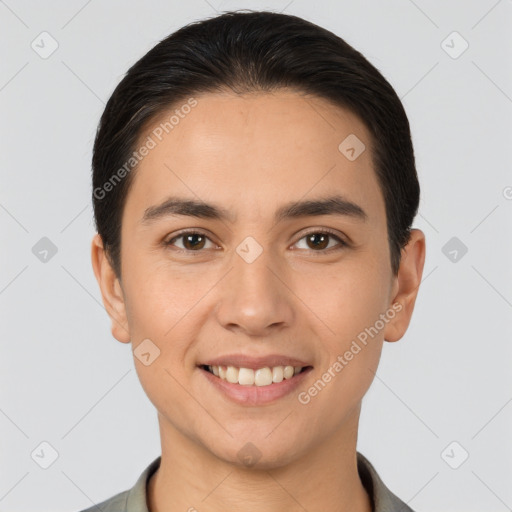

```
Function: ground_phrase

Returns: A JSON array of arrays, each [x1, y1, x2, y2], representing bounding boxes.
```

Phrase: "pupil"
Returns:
[[308, 233, 328, 250], [184, 234, 205, 250]]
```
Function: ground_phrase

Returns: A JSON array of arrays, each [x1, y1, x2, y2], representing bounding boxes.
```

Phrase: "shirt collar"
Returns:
[[356, 451, 415, 512], [125, 452, 414, 512]]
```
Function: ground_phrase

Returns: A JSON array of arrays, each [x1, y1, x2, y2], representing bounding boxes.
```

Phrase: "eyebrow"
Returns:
[[141, 194, 368, 225]]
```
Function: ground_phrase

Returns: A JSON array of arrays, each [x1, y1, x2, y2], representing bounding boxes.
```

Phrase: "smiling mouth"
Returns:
[[199, 364, 313, 387]]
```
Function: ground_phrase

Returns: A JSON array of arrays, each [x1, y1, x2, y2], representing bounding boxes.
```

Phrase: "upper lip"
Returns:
[[199, 354, 313, 370]]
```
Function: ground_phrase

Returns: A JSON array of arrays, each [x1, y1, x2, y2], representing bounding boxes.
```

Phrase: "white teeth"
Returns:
[[254, 367, 273, 386], [238, 367, 254, 386], [283, 365, 294, 379], [226, 366, 239, 384], [206, 364, 305, 386], [272, 366, 284, 383]]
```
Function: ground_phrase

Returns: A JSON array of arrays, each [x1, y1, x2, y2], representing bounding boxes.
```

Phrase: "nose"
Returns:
[[214, 242, 295, 337]]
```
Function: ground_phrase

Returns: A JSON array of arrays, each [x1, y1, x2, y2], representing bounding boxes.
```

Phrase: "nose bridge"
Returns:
[[235, 237, 276, 294], [215, 235, 293, 334]]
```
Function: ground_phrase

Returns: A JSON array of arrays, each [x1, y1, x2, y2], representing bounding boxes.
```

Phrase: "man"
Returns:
[[85, 10, 425, 512]]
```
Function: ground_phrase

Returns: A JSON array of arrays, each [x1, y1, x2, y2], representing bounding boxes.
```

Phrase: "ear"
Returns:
[[383, 228, 426, 342], [91, 233, 131, 343]]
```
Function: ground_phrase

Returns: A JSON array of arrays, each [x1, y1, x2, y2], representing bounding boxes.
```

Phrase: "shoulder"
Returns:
[[357, 451, 416, 512], [77, 489, 129, 512], [74, 456, 161, 512]]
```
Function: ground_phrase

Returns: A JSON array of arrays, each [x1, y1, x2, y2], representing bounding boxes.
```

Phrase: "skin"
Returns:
[[91, 89, 425, 512]]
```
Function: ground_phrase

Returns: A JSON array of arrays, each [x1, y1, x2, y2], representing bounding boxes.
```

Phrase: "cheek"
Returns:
[[297, 251, 390, 395], [122, 254, 208, 339], [123, 264, 201, 410], [298, 271, 386, 420], [298, 253, 390, 341]]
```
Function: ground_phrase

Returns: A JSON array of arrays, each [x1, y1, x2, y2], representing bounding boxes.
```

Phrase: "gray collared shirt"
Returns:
[[78, 452, 415, 512]]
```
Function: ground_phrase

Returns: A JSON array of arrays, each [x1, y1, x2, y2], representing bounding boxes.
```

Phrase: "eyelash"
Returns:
[[164, 228, 348, 255]]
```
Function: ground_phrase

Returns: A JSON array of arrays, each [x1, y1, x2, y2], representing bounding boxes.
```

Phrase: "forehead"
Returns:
[[124, 89, 385, 225]]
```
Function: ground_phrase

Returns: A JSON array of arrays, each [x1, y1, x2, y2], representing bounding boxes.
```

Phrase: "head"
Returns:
[[91, 10, 425, 469]]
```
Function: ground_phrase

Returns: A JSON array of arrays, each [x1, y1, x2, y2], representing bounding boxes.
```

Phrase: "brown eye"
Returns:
[[166, 231, 215, 251], [294, 230, 347, 252], [181, 233, 206, 250], [305, 233, 329, 250]]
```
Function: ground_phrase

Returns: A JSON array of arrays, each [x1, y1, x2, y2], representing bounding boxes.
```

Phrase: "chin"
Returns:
[[204, 434, 307, 471]]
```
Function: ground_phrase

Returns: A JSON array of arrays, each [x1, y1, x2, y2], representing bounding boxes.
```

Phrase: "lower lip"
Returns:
[[199, 366, 313, 406]]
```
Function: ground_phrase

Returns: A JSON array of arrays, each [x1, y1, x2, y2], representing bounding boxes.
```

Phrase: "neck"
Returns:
[[147, 408, 372, 512]]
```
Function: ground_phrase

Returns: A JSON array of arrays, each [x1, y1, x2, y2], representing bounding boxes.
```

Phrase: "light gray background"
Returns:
[[1, 1, 511, 511]]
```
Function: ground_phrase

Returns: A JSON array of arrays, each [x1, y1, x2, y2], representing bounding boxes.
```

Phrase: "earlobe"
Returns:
[[91, 234, 131, 344], [384, 228, 426, 343]]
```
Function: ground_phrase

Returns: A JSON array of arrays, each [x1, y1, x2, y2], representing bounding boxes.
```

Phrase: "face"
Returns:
[[93, 89, 423, 469]]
